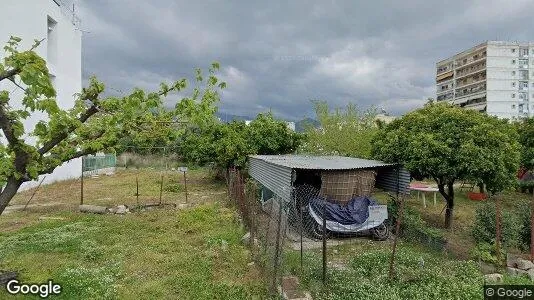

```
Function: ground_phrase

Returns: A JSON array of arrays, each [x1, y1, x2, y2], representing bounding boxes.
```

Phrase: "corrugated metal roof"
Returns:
[[249, 155, 397, 170], [249, 157, 293, 203]]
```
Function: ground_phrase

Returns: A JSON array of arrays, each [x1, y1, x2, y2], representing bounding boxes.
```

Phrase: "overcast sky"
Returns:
[[76, 0, 534, 120]]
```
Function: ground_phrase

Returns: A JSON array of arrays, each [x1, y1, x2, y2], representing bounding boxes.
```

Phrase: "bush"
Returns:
[[388, 196, 446, 251], [472, 202, 523, 249], [325, 248, 482, 300], [518, 180, 534, 194], [470, 242, 506, 264]]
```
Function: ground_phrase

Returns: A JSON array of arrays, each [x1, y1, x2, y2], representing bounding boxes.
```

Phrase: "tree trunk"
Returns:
[[438, 183, 455, 229], [478, 182, 485, 193], [0, 178, 23, 216]]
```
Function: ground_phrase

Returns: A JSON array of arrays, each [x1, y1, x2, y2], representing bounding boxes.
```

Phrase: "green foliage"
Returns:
[[470, 242, 506, 265], [372, 103, 520, 226], [164, 183, 182, 193], [518, 118, 534, 170], [372, 103, 520, 194], [388, 197, 446, 251], [299, 101, 378, 158], [0, 37, 225, 209], [295, 246, 484, 300], [472, 201, 523, 249], [177, 112, 302, 169]]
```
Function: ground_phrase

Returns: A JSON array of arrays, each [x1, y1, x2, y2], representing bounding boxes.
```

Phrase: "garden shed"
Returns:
[[249, 155, 410, 205]]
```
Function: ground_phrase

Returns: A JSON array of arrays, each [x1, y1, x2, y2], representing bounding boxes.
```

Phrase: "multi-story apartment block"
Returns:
[[436, 41, 534, 119], [0, 0, 82, 188]]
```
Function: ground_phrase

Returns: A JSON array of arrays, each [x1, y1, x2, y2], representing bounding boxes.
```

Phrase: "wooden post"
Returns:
[[159, 174, 164, 205], [23, 176, 46, 211], [322, 200, 327, 285], [531, 190, 534, 261], [183, 171, 188, 203], [300, 200, 303, 271], [136, 175, 139, 207], [80, 156, 84, 205], [495, 194, 502, 265], [389, 194, 404, 280]]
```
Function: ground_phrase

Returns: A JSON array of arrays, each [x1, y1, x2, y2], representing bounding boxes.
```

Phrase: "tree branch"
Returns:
[[8, 78, 26, 92], [0, 68, 20, 82], [37, 105, 99, 155]]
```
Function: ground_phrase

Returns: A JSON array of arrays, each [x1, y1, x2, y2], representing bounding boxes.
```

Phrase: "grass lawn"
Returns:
[[0, 168, 267, 299]]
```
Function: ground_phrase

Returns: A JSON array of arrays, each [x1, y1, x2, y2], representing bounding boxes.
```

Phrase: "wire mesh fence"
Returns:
[[226, 167, 400, 298]]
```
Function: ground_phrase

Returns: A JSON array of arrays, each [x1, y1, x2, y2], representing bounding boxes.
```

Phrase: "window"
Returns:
[[512, 93, 516, 98], [512, 59, 516, 64], [519, 92, 528, 100], [519, 103, 524, 113], [520, 81, 528, 88], [47, 16, 57, 66], [512, 104, 516, 109], [519, 70, 529, 79], [512, 48, 516, 53], [519, 59, 528, 66], [512, 71, 516, 76], [521, 48, 529, 56], [512, 82, 516, 87]]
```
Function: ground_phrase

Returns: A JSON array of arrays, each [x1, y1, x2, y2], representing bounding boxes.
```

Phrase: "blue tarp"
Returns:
[[309, 196, 378, 225]]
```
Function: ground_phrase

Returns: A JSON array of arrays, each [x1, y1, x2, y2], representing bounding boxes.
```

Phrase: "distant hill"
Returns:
[[215, 113, 319, 132], [295, 118, 320, 132], [216, 112, 251, 123]]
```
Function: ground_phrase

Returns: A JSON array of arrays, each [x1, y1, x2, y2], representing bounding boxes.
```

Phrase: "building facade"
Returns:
[[436, 41, 534, 119], [0, 0, 82, 188]]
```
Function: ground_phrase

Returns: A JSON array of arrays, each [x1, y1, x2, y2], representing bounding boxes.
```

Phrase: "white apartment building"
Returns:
[[436, 41, 534, 119], [0, 0, 82, 188]]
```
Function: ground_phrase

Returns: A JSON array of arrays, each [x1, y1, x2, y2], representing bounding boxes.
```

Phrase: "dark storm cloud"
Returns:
[[77, 0, 534, 120]]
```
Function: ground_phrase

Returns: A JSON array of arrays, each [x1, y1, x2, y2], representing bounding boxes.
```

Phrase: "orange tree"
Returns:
[[372, 103, 520, 228]]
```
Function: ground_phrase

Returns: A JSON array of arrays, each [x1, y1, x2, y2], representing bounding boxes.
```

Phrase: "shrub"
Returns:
[[472, 202, 523, 249], [388, 196, 446, 251], [470, 242, 506, 264]]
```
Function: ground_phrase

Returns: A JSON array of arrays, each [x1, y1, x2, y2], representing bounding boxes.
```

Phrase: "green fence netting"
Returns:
[[82, 154, 117, 172]]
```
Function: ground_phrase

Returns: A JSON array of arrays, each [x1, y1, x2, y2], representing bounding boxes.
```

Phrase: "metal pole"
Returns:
[[183, 171, 188, 203], [322, 200, 327, 285], [80, 156, 84, 205], [23, 176, 46, 211], [159, 174, 164, 205]]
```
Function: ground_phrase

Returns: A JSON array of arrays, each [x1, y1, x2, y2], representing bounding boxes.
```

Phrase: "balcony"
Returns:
[[455, 82, 486, 98], [437, 92, 453, 101], [455, 50, 487, 68], [456, 64, 486, 80], [436, 71, 453, 83], [456, 72, 486, 89]]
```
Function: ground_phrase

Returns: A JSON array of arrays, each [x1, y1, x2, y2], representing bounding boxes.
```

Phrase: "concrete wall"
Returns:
[[485, 43, 533, 119], [0, 0, 82, 189]]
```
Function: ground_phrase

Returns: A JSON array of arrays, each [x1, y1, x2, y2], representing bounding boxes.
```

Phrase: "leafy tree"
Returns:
[[372, 103, 520, 228], [299, 101, 378, 158], [176, 112, 302, 169], [0, 37, 224, 215], [518, 117, 534, 170], [247, 112, 302, 155], [213, 121, 253, 169]]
